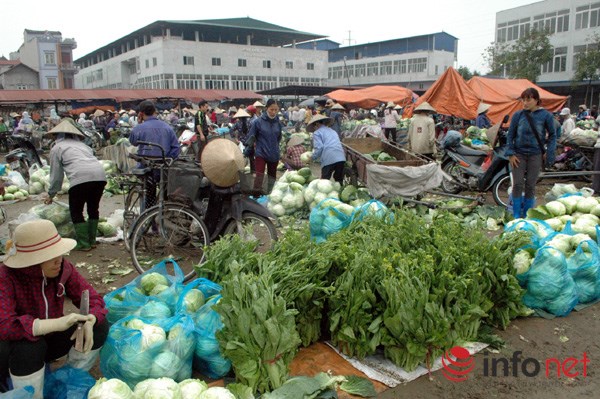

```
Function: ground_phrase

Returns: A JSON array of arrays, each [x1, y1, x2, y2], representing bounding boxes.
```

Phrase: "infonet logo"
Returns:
[[441, 346, 475, 382], [441, 346, 591, 382]]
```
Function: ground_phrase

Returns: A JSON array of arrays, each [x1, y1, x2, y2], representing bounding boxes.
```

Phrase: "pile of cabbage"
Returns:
[[505, 194, 600, 316], [0, 185, 29, 201], [560, 126, 598, 146], [29, 202, 75, 238], [103, 262, 230, 385], [100, 159, 119, 175], [28, 165, 70, 195], [266, 168, 314, 216], [88, 376, 243, 399]]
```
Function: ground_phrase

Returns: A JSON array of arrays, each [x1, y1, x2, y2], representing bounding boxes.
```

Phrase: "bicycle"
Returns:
[[127, 142, 211, 281]]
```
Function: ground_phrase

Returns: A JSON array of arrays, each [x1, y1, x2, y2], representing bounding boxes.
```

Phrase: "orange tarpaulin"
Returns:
[[327, 85, 415, 109], [467, 76, 568, 123], [403, 67, 481, 120]]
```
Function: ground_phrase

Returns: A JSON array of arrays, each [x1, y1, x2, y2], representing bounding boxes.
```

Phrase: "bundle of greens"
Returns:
[[215, 274, 301, 394]]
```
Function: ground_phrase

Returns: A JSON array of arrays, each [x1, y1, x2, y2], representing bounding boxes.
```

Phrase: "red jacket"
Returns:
[[0, 258, 107, 342]]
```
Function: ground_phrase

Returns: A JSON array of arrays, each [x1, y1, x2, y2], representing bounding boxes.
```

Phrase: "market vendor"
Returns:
[[308, 114, 345, 184], [407, 102, 437, 159], [476, 103, 492, 129], [0, 219, 108, 399], [282, 135, 305, 171]]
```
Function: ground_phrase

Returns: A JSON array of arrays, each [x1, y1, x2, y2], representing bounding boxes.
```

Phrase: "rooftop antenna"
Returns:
[[344, 31, 356, 46]]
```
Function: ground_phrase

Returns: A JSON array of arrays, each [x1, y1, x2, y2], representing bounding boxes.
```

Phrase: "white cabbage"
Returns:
[[88, 378, 134, 399]]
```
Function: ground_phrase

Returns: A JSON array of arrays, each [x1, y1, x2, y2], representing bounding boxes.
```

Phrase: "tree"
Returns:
[[484, 28, 553, 82], [457, 66, 481, 81], [572, 33, 600, 104]]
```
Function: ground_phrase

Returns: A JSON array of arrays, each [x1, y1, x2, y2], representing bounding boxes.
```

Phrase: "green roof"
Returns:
[[169, 17, 321, 37]]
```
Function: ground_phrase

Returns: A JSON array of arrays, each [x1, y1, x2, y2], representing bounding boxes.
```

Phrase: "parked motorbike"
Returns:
[[5, 134, 44, 180], [440, 115, 512, 207], [177, 122, 199, 158]]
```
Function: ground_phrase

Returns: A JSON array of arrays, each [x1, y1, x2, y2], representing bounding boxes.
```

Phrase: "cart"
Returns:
[[341, 137, 484, 210]]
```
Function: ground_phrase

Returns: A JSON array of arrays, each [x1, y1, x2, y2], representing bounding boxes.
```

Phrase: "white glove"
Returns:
[[70, 314, 96, 353], [33, 313, 89, 336]]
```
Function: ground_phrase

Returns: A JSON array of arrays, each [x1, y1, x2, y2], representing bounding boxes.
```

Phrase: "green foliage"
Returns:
[[484, 28, 553, 82]]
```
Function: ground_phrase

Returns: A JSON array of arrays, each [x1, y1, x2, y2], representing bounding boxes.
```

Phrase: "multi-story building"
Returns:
[[325, 32, 458, 93], [74, 18, 329, 91], [9, 29, 78, 89], [496, 0, 600, 105]]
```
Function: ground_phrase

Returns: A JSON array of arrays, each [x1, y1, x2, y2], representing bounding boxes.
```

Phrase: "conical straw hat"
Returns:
[[46, 119, 85, 136], [200, 139, 246, 187]]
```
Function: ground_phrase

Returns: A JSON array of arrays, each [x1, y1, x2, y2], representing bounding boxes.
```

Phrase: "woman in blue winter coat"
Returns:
[[506, 88, 556, 218]]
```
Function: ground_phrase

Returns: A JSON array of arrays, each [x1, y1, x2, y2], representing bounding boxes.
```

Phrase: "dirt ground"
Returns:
[[1, 177, 599, 398]]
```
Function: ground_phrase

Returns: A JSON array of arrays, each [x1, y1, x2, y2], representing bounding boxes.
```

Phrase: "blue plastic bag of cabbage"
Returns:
[[352, 199, 393, 222], [104, 285, 151, 325], [128, 259, 185, 313], [522, 246, 579, 316], [0, 388, 33, 399], [43, 365, 95, 399], [504, 219, 554, 249], [193, 295, 232, 379], [309, 198, 354, 243], [176, 278, 222, 315], [100, 314, 195, 389], [566, 240, 600, 304]]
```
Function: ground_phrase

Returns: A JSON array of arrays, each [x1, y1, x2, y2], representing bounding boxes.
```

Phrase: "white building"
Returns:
[[325, 32, 458, 93], [75, 18, 329, 91], [496, 0, 600, 104], [10, 29, 78, 89]]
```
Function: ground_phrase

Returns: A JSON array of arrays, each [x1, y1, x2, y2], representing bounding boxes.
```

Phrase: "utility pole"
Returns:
[[343, 56, 351, 87]]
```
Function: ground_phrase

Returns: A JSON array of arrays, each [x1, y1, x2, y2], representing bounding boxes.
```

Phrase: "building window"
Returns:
[[393, 60, 407, 74], [279, 76, 299, 87], [153, 57, 157, 67], [355, 64, 366, 77], [285, 61, 293, 69], [263, 60, 271, 69], [329, 66, 343, 80], [435, 65, 439, 75], [367, 62, 379, 76], [380, 61, 392, 75], [407, 57, 427, 73], [238, 58, 247, 67], [211, 57, 220, 66], [145, 59, 149, 68], [419, 83, 424, 90], [16, 84, 27, 90], [344, 65, 354, 79], [307, 62, 314, 70], [232, 75, 254, 90], [542, 46, 567, 73], [300, 77, 323, 86], [175, 73, 202, 90], [575, 4, 600, 29], [44, 52, 56, 65], [47, 77, 57, 89], [184, 56, 195, 66], [557, 9, 570, 32], [255, 75, 277, 91], [497, 22, 507, 43], [205, 74, 229, 90]]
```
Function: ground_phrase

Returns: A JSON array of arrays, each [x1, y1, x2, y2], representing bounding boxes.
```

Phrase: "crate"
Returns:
[[342, 137, 428, 184]]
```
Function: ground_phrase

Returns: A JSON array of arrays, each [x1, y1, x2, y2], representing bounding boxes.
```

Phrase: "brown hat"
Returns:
[[331, 103, 345, 111], [579, 104, 588, 111], [46, 119, 85, 137], [253, 101, 265, 108], [93, 109, 105, 117], [200, 138, 246, 187], [9, 112, 20, 118], [233, 109, 250, 119], [414, 102, 436, 113], [306, 114, 333, 132], [386, 101, 396, 108], [3, 220, 76, 268], [287, 135, 305, 148]]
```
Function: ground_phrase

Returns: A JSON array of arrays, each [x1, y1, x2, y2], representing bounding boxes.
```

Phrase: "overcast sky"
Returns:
[[1, 0, 536, 73]]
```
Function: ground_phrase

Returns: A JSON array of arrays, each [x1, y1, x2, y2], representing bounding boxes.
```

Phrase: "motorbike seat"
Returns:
[[455, 145, 488, 157]]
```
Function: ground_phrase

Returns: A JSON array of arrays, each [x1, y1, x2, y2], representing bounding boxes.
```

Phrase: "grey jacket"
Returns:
[[48, 138, 106, 197]]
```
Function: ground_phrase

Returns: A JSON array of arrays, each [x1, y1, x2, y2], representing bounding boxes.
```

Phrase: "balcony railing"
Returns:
[[60, 63, 79, 72]]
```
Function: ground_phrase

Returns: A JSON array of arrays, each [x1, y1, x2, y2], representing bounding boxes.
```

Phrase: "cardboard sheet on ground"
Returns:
[[325, 342, 489, 388]]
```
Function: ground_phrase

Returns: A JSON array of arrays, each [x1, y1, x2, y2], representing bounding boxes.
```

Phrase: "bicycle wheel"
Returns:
[[123, 186, 143, 251], [222, 212, 278, 253], [492, 173, 512, 208], [130, 204, 209, 281], [440, 161, 463, 194]]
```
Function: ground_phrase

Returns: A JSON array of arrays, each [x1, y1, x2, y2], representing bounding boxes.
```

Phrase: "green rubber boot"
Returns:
[[88, 219, 99, 249], [74, 222, 91, 251]]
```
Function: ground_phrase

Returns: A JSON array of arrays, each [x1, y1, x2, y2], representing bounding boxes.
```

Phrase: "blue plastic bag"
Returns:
[[352, 199, 393, 222], [175, 278, 222, 315], [0, 387, 33, 399], [100, 314, 195, 388], [127, 259, 185, 312], [504, 219, 554, 249], [43, 366, 95, 399], [522, 246, 579, 316], [567, 240, 600, 304], [104, 285, 151, 325], [192, 295, 231, 379], [309, 198, 354, 243]]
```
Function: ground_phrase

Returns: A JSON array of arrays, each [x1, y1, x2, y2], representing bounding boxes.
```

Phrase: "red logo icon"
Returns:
[[441, 346, 475, 382]]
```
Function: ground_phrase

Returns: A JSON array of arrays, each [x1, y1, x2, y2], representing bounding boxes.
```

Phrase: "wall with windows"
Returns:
[[75, 36, 328, 90], [327, 50, 454, 91], [496, 0, 600, 83]]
